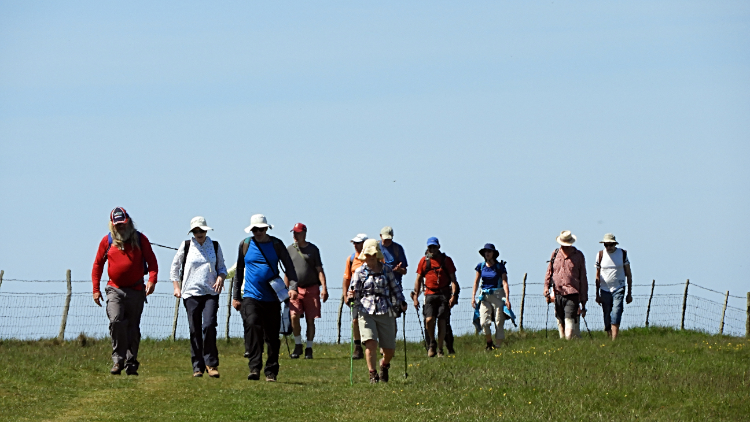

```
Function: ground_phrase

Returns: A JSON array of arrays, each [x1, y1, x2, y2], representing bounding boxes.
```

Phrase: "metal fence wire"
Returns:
[[0, 281, 747, 341]]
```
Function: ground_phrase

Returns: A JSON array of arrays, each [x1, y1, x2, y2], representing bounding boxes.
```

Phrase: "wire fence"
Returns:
[[0, 274, 748, 341]]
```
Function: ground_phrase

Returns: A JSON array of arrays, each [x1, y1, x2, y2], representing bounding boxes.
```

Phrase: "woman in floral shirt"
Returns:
[[347, 239, 407, 383]]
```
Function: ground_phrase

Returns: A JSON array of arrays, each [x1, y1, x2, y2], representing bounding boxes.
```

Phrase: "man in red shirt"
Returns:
[[411, 237, 458, 357], [543, 230, 588, 340], [92, 207, 158, 375]]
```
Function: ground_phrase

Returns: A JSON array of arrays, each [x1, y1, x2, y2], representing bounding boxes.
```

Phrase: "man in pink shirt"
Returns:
[[543, 230, 588, 340]]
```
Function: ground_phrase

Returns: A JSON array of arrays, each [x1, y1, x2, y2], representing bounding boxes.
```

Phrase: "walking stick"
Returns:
[[545, 301, 550, 339], [349, 304, 354, 386], [414, 305, 428, 351], [582, 313, 593, 339], [284, 335, 291, 356], [402, 312, 408, 379]]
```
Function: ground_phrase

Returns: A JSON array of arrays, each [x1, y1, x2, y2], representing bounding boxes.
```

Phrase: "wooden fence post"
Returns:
[[58, 270, 72, 341], [746, 292, 749, 338], [645, 280, 655, 327], [680, 279, 689, 330], [518, 273, 527, 331], [336, 294, 344, 344], [719, 290, 729, 335], [171, 280, 182, 341], [225, 278, 233, 343], [0, 270, 4, 291]]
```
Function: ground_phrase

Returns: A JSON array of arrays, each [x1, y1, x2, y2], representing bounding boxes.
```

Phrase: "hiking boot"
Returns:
[[304, 347, 313, 359], [248, 369, 260, 381], [110, 362, 124, 375], [369, 370, 380, 384], [290, 344, 303, 359], [379, 360, 390, 383], [352, 344, 364, 360], [206, 366, 220, 378], [265, 373, 277, 382], [193, 371, 203, 377], [485, 342, 495, 351], [125, 366, 138, 376], [437, 349, 445, 358], [447, 346, 456, 355], [243, 351, 250, 358], [428, 344, 437, 358]]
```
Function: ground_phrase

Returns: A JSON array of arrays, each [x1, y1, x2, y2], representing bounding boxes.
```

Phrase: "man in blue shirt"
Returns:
[[379, 226, 408, 286]]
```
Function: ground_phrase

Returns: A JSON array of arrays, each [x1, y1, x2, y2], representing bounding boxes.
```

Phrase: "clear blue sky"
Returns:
[[1, 2, 748, 307]]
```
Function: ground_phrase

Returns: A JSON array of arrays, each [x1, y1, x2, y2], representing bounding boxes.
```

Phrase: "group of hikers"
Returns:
[[91, 207, 633, 383]]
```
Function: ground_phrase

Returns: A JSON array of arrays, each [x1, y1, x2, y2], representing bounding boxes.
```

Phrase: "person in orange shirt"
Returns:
[[343, 233, 367, 359]]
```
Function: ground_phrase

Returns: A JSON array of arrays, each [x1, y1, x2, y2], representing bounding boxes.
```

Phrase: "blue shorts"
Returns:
[[600, 287, 625, 330]]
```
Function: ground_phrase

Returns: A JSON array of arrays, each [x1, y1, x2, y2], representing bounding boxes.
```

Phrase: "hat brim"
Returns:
[[599, 240, 618, 244], [188, 225, 213, 234], [556, 234, 577, 246], [244, 223, 272, 233], [479, 249, 500, 258], [358, 250, 385, 260], [381, 234, 393, 240]]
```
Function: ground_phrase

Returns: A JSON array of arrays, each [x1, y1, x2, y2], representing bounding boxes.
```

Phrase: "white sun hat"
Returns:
[[244, 214, 273, 233], [599, 233, 618, 244], [350, 233, 368, 243], [358, 239, 385, 260], [556, 230, 577, 246], [188, 216, 213, 234]]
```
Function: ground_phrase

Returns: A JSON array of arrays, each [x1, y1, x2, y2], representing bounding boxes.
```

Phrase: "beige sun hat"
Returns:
[[244, 214, 273, 233], [358, 238, 385, 260], [556, 230, 577, 246], [188, 216, 213, 234], [599, 233, 618, 244]]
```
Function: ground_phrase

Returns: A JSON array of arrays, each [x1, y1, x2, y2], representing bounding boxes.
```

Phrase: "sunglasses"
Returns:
[[192, 229, 207, 234], [251, 227, 268, 233]]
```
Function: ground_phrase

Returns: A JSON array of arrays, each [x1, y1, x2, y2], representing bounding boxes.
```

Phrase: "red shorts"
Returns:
[[289, 285, 321, 319]]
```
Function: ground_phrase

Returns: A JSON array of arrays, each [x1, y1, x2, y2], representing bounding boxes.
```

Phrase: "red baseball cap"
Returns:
[[110, 207, 130, 225], [291, 223, 307, 233]]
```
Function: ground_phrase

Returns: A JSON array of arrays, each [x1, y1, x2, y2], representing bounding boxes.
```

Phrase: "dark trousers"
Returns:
[[184, 294, 220, 373], [105, 286, 145, 368], [240, 298, 281, 376]]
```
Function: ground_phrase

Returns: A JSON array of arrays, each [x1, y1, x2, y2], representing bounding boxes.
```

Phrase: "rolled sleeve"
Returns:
[[170, 241, 186, 282]]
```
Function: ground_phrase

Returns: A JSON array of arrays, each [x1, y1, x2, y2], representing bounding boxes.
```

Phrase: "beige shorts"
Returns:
[[358, 312, 397, 350]]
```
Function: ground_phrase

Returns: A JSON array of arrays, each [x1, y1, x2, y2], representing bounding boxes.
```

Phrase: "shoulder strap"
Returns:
[[213, 241, 219, 273], [242, 237, 251, 257], [252, 237, 279, 278], [350, 253, 356, 265], [105, 233, 113, 260], [293, 243, 316, 271], [597, 250, 603, 266], [621, 249, 627, 264], [181, 240, 191, 282]]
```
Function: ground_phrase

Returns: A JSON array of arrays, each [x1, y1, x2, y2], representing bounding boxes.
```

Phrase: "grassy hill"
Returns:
[[0, 327, 748, 421]]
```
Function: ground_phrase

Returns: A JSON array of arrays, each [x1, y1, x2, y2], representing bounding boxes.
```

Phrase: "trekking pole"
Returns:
[[284, 335, 291, 356], [349, 304, 354, 386], [414, 306, 428, 351], [403, 312, 408, 379], [582, 314, 593, 339]]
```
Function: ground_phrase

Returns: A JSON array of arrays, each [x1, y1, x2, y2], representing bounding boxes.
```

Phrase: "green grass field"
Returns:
[[0, 327, 748, 421]]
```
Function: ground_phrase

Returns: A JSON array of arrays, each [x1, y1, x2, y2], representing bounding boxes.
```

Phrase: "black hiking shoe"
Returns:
[[437, 349, 445, 358], [125, 366, 139, 376], [485, 342, 496, 351], [352, 344, 364, 360], [305, 347, 313, 359], [110, 362, 124, 375], [290, 344, 303, 359], [243, 351, 250, 358], [379, 360, 390, 383], [447, 346, 456, 355], [265, 373, 277, 382], [369, 370, 380, 384], [248, 369, 260, 381]]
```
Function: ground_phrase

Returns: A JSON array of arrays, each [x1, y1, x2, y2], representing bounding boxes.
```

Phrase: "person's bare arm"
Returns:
[[595, 268, 601, 305], [624, 263, 633, 304], [502, 273, 510, 309], [471, 271, 481, 308], [449, 273, 458, 307], [411, 275, 423, 308], [317, 267, 328, 302]]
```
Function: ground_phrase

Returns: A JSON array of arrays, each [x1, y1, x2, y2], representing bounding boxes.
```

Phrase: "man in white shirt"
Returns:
[[594, 233, 632, 341]]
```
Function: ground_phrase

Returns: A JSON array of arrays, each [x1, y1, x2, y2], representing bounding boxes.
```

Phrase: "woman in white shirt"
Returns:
[[171, 216, 228, 378]]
